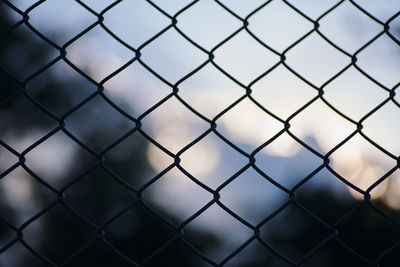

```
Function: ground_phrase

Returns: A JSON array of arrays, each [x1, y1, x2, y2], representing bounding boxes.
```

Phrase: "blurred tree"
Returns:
[[240, 190, 400, 267], [2, 2, 400, 267], [0, 3, 218, 266]]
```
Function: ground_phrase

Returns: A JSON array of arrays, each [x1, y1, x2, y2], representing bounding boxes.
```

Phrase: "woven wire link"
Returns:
[[0, 0, 400, 266]]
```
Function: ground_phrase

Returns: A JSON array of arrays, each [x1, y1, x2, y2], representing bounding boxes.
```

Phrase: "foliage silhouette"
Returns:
[[0, 4, 218, 266], [1, 3, 400, 267]]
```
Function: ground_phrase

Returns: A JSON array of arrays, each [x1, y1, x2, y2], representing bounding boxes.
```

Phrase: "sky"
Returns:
[[4, 0, 400, 255]]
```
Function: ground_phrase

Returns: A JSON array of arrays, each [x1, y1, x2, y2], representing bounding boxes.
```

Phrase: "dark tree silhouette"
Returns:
[[239, 190, 400, 267], [0, 3, 218, 266], [1, 2, 400, 267]]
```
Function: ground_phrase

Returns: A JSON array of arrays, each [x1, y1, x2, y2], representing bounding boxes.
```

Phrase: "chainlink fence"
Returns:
[[1, 0, 400, 266]]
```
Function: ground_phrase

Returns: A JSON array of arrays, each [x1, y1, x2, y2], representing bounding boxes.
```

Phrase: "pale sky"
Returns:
[[5, 0, 400, 243]]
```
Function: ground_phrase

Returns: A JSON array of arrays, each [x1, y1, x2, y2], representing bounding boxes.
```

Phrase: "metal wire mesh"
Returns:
[[0, 0, 400, 266]]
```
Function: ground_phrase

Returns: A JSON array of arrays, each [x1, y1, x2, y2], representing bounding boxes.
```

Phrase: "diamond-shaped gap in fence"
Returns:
[[336, 202, 400, 261], [284, 0, 339, 20], [213, 30, 280, 85], [218, 0, 266, 19], [289, 99, 355, 154], [222, 239, 293, 267], [0, 95, 58, 145], [64, 94, 134, 152], [295, 167, 359, 225], [217, 97, 283, 154], [362, 101, 400, 156], [62, 165, 137, 226], [143, 167, 212, 226], [248, 0, 313, 52], [26, 60, 99, 117], [218, 167, 288, 226], [0, 166, 58, 227], [140, 28, 207, 83], [103, 0, 170, 49], [259, 202, 333, 263], [251, 65, 316, 119], [102, 130, 152, 190], [177, 0, 241, 50], [328, 133, 396, 200], [0, 241, 46, 267], [182, 203, 254, 263], [103, 62, 171, 117], [323, 66, 387, 121], [22, 203, 99, 265], [351, 0, 400, 22], [254, 134, 323, 190], [285, 32, 349, 87], [65, 25, 133, 83], [103, 201, 179, 264], [178, 64, 244, 120], [356, 34, 400, 89], [23, 130, 98, 188], [179, 131, 248, 189], [318, 0, 382, 54], [0, 20, 59, 81], [139, 96, 210, 154], [27, 0, 97, 45]]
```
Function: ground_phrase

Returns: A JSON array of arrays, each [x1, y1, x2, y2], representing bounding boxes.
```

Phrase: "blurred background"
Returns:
[[1, 0, 400, 266]]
